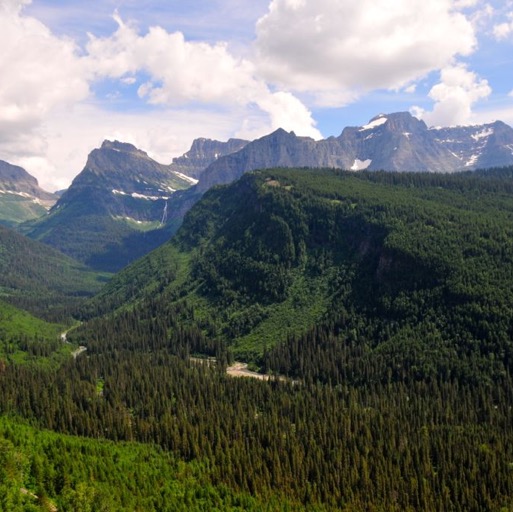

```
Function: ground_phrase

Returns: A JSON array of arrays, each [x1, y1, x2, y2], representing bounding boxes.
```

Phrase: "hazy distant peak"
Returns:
[[101, 140, 145, 155]]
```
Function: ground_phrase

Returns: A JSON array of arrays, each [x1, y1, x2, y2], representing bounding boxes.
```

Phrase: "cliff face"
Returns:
[[192, 112, 513, 197], [169, 137, 248, 179], [431, 121, 513, 170], [51, 140, 193, 221]]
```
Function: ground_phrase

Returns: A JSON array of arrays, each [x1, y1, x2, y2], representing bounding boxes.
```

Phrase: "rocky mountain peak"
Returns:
[[361, 112, 427, 133], [0, 160, 38, 187], [169, 137, 248, 179], [101, 140, 144, 154]]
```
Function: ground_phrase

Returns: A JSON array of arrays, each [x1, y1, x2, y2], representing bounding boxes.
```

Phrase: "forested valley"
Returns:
[[2, 167, 513, 510]]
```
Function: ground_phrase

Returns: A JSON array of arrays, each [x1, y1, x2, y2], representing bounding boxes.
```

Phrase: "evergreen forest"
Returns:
[[2, 167, 513, 510]]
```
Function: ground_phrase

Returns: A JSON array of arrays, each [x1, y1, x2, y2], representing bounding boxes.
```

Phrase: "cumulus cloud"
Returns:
[[86, 16, 261, 106], [85, 13, 321, 134], [1, 0, 31, 14], [0, 4, 320, 190], [0, 0, 90, 168], [493, 11, 513, 40], [255, 91, 319, 136], [255, 0, 477, 105], [412, 64, 491, 126]]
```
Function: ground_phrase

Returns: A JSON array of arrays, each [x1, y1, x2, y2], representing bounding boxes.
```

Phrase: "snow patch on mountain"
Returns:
[[359, 117, 387, 131], [131, 192, 169, 201], [172, 172, 198, 185], [112, 189, 169, 200], [0, 190, 33, 198], [351, 159, 372, 171], [465, 154, 480, 167], [471, 128, 493, 141]]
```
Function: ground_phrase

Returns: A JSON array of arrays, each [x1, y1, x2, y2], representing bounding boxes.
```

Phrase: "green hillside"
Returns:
[[0, 193, 49, 228], [0, 416, 294, 512], [0, 224, 108, 322], [3, 167, 513, 510], [84, 166, 513, 374], [0, 299, 62, 339], [0, 299, 71, 366], [23, 209, 169, 273]]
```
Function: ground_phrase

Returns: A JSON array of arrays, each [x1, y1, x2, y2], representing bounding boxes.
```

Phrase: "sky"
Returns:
[[1, 0, 513, 191]]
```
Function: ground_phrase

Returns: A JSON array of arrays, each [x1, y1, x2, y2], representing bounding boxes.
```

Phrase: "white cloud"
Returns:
[[493, 11, 513, 39], [0, 3, 90, 116], [256, 91, 320, 138], [0, 0, 90, 174], [454, 0, 478, 8], [413, 63, 491, 126], [85, 13, 322, 134], [255, 0, 477, 106], [1, 4, 320, 190], [1, 0, 31, 14]]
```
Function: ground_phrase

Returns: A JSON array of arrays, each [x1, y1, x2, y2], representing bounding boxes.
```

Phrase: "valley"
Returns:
[[1, 117, 513, 510]]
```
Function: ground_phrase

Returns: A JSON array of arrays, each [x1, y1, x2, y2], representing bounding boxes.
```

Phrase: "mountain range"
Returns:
[[5, 111, 513, 271], [192, 112, 513, 195], [162, 111, 513, 229], [3, 121, 513, 510]]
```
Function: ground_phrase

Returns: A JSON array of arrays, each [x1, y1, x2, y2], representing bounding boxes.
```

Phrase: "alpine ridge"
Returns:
[[163, 112, 513, 227], [195, 112, 513, 196], [17, 112, 513, 272]]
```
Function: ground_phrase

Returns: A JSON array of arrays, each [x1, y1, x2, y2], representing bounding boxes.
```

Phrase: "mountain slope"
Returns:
[[169, 137, 248, 179], [83, 166, 513, 380], [335, 112, 462, 171], [0, 160, 57, 227], [0, 224, 106, 321], [22, 140, 196, 271], [432, 120, 513, 169], [5, 167, 513, 511]]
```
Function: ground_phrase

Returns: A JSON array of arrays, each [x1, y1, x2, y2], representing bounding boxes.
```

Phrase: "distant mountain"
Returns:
[[197, 112, 513, 193], [431, 120, 513, 169], [0, 160, 57, 227], [195, 128, 322, 194], [333, 112, 463, 172], [22, 113, 513, 271], [164, 112, 513, 227], [169, 137, 248, 179], [56, 140, 195, 217], [23, 140, 197, 271]]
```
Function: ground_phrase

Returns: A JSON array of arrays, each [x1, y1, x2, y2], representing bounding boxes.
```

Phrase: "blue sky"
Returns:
[[1, 0, 513, 190]]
